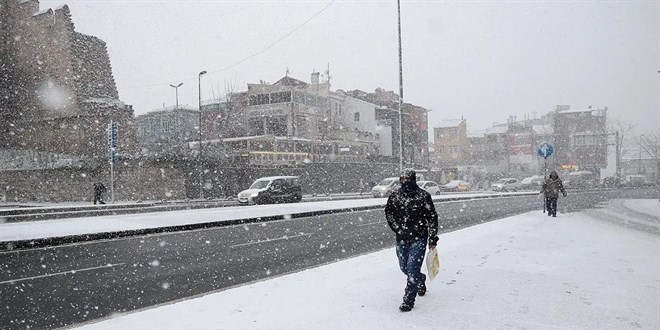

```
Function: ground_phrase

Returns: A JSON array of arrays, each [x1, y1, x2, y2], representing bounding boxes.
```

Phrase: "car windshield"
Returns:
[[521, 178, 533, 184], [249, 180, 271, 190], [495, 179, 508, 184]]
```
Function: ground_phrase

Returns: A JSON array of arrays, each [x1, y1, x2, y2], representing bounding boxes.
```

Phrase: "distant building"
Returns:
[[433, 119, 468, 168], [346, 87, 429, 167], [196, 73, 391, 165], [135, 106, 200, 155], [552, 106, 608, 175]]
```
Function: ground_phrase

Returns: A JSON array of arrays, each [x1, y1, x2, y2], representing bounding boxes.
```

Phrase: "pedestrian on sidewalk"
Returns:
[[93, 181, 107, 205], [385, 168, 439, 312], [542, 170, 567, 217]]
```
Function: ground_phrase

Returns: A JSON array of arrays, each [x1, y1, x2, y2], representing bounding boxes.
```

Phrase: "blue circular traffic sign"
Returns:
[[538, 142, 554, 158]]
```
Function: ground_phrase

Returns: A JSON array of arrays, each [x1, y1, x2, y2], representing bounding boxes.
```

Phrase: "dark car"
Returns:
[[237, 176, 302, 205]]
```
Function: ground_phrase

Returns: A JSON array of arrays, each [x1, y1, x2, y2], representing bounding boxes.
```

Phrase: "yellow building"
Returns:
[[433, 119, 468, 168]]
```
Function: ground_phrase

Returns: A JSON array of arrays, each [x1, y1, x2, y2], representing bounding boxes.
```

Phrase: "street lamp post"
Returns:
[[397, 0, 404, 172], [169, 82, 183, 110], [198, 70, 207, 200]]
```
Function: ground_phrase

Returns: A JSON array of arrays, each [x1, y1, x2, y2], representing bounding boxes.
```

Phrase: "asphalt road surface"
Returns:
[[0, 189, 651, 329]]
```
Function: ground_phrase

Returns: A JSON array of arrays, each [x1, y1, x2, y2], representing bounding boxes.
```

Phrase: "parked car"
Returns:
[[566, 171, 595, 189], [417, 180, 442, 195], [520, 175, 544, 190], [237, 176, 302, 205], [371, 177, 401, 198], [491, 178, 520, 192], [440, 180, 471, 192]]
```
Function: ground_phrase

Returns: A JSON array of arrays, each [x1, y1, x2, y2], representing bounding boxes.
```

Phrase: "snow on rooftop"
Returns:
[[435, 119, 464, 128], [532, 124, 553, 135], [483, 125, 509, 135], [32, 8, 52, 16]]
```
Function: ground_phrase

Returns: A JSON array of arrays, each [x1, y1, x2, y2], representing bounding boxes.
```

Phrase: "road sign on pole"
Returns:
[[107, 121, 119, 204], [537, 142, 554, 159]]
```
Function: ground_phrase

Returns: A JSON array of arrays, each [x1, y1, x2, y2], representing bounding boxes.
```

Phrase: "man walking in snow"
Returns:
[[542, 170, 567, 217], [385, 168, 439, 312], [93, 181, 107, 205]]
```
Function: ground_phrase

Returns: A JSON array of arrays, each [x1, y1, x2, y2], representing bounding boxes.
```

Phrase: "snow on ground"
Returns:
[[0, 192, 530, 242], [622, 199, 660, 218], [77, 210, 660, 330]]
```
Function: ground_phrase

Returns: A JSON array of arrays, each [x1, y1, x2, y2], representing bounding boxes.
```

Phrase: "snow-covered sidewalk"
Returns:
[[77, 208, 660, 330]]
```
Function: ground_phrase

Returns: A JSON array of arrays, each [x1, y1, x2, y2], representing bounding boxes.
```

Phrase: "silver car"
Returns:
[[491, 178, 520, 192], [371, 177, 401, 198]]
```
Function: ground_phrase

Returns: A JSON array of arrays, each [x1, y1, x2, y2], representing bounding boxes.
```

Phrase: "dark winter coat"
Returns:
[[94, 182, 107, 195], [385, 184, 439, 245], [542, 171, 566, 199]]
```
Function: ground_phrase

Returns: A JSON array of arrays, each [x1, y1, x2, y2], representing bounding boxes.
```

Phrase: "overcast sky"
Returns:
[[41, 0, 659, 135]]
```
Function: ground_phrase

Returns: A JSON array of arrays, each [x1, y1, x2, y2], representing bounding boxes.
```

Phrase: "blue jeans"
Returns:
[[396, 239, 427, 303], [546, 197, 558, 215]]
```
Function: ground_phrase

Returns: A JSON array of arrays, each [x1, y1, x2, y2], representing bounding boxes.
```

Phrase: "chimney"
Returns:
[[311, 72, 320, 85]]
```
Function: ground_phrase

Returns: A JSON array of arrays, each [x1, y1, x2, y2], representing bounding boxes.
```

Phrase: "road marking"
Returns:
[[0, 262, 126, 285], [230, 233, 312, 248]]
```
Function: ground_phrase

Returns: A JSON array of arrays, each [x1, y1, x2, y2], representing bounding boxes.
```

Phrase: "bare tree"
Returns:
[[639, 132, 660, 183], [608, 118, 637, 179]]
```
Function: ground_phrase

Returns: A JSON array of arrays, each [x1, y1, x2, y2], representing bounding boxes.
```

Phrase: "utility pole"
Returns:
[[397, 0, 404, 172], [198, 70, 207, 200]]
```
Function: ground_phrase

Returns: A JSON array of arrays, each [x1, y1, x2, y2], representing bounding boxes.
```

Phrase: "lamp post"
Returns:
[[198, 70, 207, 200], [169, 82, 183, 110], [397, 0, 404, 172]]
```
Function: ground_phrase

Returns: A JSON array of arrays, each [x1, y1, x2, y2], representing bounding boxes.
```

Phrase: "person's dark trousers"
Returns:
[[94, 193, 104, 205], [545, 197, 558, 216], [396, 238, 427, 304]]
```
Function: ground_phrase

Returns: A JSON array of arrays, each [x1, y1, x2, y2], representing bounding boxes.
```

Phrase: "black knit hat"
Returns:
[[400, 168, 416, 180]]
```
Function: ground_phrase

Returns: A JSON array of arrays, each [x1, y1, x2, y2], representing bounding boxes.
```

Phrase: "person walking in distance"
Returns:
[[93, 181, 107, 205], [385, 168, 439, 312], [542, 170, 567, 217]]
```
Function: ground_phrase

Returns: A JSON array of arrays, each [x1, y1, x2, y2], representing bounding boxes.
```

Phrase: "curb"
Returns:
[[0, 192, 538, 251]]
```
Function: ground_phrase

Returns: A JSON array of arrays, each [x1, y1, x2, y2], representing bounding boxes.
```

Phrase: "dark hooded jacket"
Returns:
[[385, 181, 439, 245], [94, 182, 107, 195], [542, 171, 566, 199]]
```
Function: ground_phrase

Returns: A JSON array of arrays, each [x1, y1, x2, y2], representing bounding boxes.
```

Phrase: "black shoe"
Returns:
[[552, 213, 556, 217], [399, 302, 414, 312], [418, 281, 427, 296]]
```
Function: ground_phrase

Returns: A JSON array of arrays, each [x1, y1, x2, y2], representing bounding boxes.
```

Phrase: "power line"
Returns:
[[126, 0, 335, 89]]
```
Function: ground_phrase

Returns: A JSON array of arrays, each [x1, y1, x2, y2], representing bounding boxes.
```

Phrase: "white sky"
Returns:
[[39, 0, 660, 135], [76, 207, 660, 329]]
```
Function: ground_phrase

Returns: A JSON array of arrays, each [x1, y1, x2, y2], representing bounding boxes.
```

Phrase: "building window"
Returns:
[[354, 112, 360, 122]]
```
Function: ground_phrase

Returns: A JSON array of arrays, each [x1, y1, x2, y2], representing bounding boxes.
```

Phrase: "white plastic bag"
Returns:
[[426, 248, 440, 281]]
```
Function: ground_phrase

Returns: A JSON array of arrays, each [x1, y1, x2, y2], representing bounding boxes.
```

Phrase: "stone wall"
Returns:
[[0, 162, 187, 202]]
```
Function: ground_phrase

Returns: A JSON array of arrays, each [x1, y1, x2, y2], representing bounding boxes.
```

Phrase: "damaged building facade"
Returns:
[[0, 1, 177, 202]]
